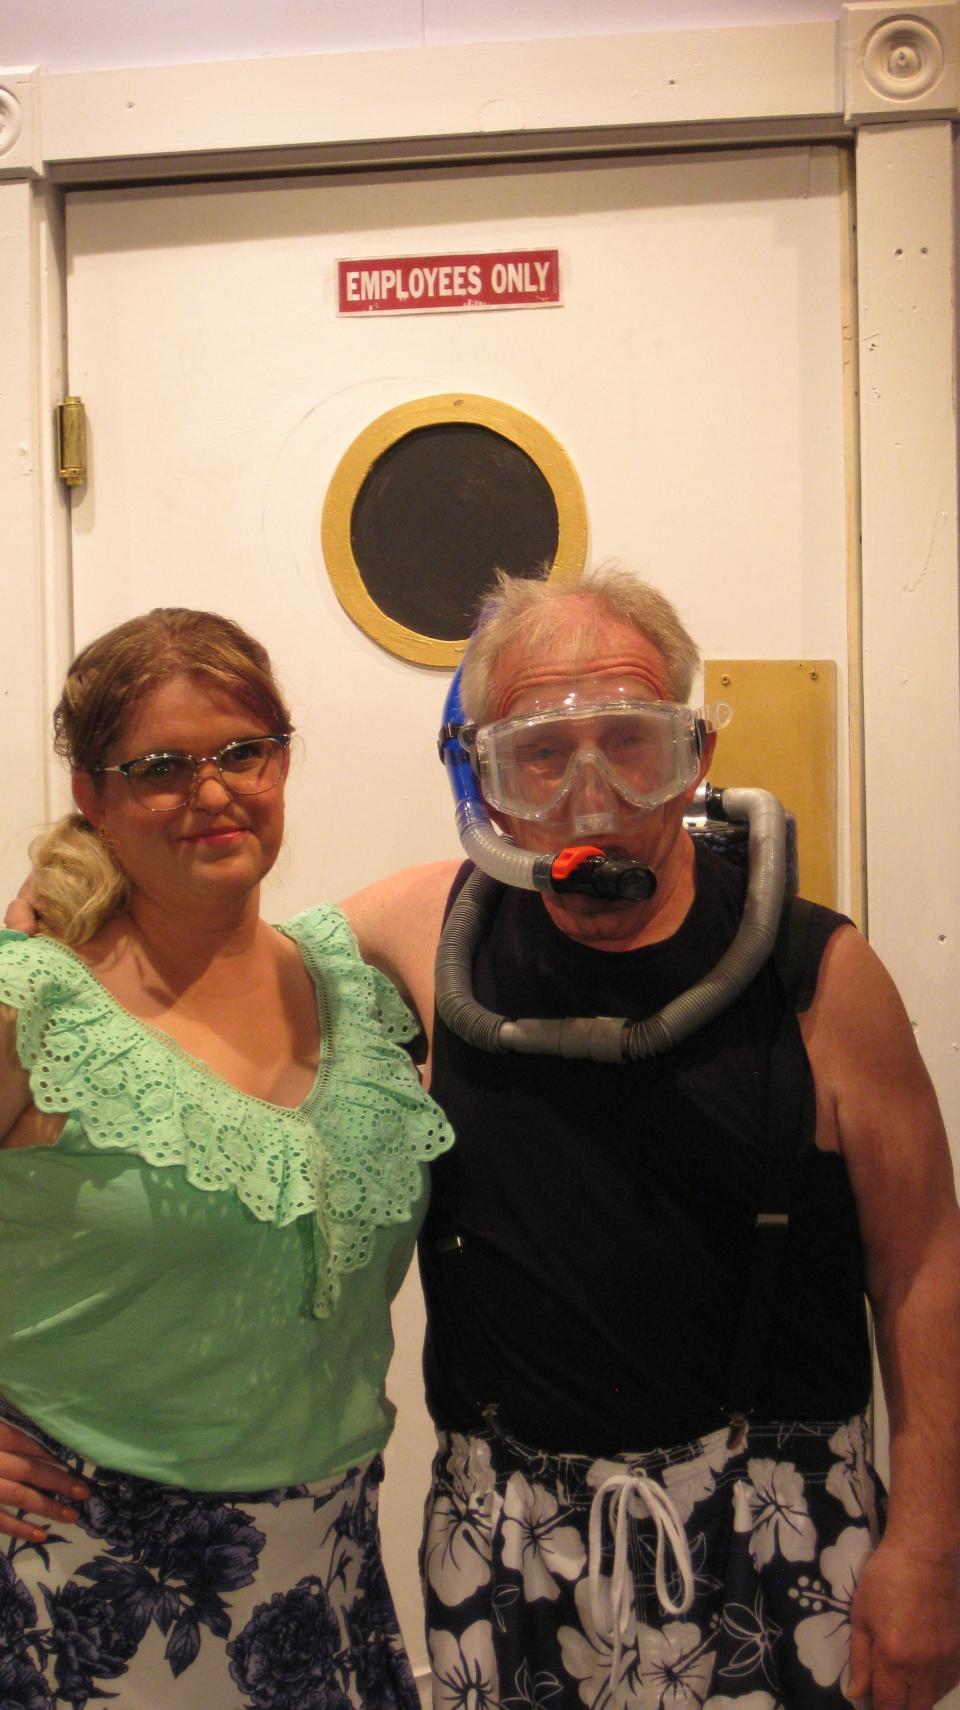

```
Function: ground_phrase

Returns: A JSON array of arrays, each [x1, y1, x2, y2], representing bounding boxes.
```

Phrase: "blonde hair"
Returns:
[[31, 817, 130, 947], [35, 609, 293, 945], [460, 563, 701, 724]]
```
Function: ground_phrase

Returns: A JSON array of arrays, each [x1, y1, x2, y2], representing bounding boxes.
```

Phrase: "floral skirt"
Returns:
[[421, 1415, 885, 1710], [0, 1403, 419, 1710]]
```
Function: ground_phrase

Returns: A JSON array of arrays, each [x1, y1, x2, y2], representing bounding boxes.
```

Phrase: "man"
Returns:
[[7, 567, 960, 1709], [342, 567, 960, 1710]]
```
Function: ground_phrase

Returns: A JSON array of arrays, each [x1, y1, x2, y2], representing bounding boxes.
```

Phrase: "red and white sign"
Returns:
[[338, 249, 560, 315]]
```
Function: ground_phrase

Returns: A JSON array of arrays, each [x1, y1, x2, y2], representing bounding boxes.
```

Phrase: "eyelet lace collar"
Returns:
[[0, 906, 452, 1316]]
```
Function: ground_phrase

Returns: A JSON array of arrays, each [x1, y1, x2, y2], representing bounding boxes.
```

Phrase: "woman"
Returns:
[[0, 608, 452, 1708]]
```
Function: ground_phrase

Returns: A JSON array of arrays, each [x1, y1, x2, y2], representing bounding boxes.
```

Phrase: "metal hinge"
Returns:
[[56, 396, 87, 489]]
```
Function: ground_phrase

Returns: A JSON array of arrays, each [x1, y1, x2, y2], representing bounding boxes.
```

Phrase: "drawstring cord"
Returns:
[[588, 1470, 695, 1679]]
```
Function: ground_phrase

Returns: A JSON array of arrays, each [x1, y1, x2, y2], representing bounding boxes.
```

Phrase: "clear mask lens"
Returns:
[[468, 700, 730, 826]]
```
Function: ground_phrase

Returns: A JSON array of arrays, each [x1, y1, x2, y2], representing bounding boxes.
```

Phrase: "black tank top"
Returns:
[[421, 842, 872, 1454]]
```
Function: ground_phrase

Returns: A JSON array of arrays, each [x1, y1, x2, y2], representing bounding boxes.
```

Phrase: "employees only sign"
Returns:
[[338, 249, 560, 315]]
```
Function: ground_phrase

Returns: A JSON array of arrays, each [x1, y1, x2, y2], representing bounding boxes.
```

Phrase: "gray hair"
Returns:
[[459, 564, 700, 724]]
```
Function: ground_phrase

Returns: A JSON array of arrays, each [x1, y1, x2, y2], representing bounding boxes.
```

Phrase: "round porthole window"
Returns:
[[321, 394, 587, 666]]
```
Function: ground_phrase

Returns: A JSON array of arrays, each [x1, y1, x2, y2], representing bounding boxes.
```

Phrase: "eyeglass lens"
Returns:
[[128, 739, 284, 809]]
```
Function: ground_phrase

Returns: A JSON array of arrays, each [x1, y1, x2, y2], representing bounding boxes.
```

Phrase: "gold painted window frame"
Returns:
[[320, 391, 588, 666]]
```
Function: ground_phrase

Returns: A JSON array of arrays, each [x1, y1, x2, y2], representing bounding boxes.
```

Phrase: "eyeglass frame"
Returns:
[[88, 734, 291, 812]]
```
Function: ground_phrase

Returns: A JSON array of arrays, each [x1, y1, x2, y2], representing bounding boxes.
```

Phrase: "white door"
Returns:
[[64, 144, 852, 1680]]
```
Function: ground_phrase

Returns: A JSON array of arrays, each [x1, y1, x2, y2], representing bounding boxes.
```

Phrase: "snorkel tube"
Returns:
[[438, 666, 656, 902], [436, 667, 789, 1061]]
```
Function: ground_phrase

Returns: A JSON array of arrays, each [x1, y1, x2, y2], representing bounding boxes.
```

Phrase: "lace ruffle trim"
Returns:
[[0, 907, 452, 1316]]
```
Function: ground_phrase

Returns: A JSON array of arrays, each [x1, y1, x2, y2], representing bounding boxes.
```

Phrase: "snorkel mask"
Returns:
[[458, 692, 732, 840], [439, 664, 731, 898], [437, 664, 789, 1061]]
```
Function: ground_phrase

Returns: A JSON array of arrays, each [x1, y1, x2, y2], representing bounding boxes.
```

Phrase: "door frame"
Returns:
[[1, 7, 957, 1150]]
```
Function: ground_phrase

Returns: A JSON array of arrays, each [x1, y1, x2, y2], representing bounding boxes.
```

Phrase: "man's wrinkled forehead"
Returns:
[[492, 622, 672, 722]]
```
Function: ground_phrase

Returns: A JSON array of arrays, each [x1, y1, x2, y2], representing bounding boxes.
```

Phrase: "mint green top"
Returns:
[[0, 907, 452, 1490]]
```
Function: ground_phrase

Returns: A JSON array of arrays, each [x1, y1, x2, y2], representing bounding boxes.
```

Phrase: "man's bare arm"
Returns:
[[3, 879, 37, 934], [803, 926, 960, 1710], [340, 862, 458, 1083]]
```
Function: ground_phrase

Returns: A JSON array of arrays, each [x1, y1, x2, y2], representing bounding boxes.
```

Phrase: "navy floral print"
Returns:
[[227, 1578, 351, 1709], [1, 1406, 419, 1710], [423, 1416, 886, 1710]]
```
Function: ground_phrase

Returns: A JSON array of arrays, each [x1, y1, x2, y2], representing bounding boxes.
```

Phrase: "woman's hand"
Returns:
[[0, 1420, 89, 1541]]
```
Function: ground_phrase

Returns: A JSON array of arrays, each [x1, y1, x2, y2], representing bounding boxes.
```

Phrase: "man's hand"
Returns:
[[849, 1538, 960, 1710], [0, 1419, 89, 1541], [3, 879, 39, 934]]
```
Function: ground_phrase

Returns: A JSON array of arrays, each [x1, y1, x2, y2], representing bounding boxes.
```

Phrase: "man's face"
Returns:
[[488, 618, 710, 947]]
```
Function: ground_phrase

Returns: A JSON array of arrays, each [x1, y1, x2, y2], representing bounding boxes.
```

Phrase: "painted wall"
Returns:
[[5, 0, 842, 73]]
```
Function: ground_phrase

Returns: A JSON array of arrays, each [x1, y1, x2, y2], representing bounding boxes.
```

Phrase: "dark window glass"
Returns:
[[350, 422, 559, 640]]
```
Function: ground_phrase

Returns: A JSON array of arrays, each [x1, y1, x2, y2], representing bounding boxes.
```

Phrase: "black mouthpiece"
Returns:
[[547, 852, 657, 901]]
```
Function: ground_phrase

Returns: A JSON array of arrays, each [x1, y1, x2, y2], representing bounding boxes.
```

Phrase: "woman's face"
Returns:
[[73, 674, 288, 916]]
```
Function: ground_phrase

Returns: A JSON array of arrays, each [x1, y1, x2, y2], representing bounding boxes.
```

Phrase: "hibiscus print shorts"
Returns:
[[0, 1401, 419, 1710], [421, 1416, 884, 1710]]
